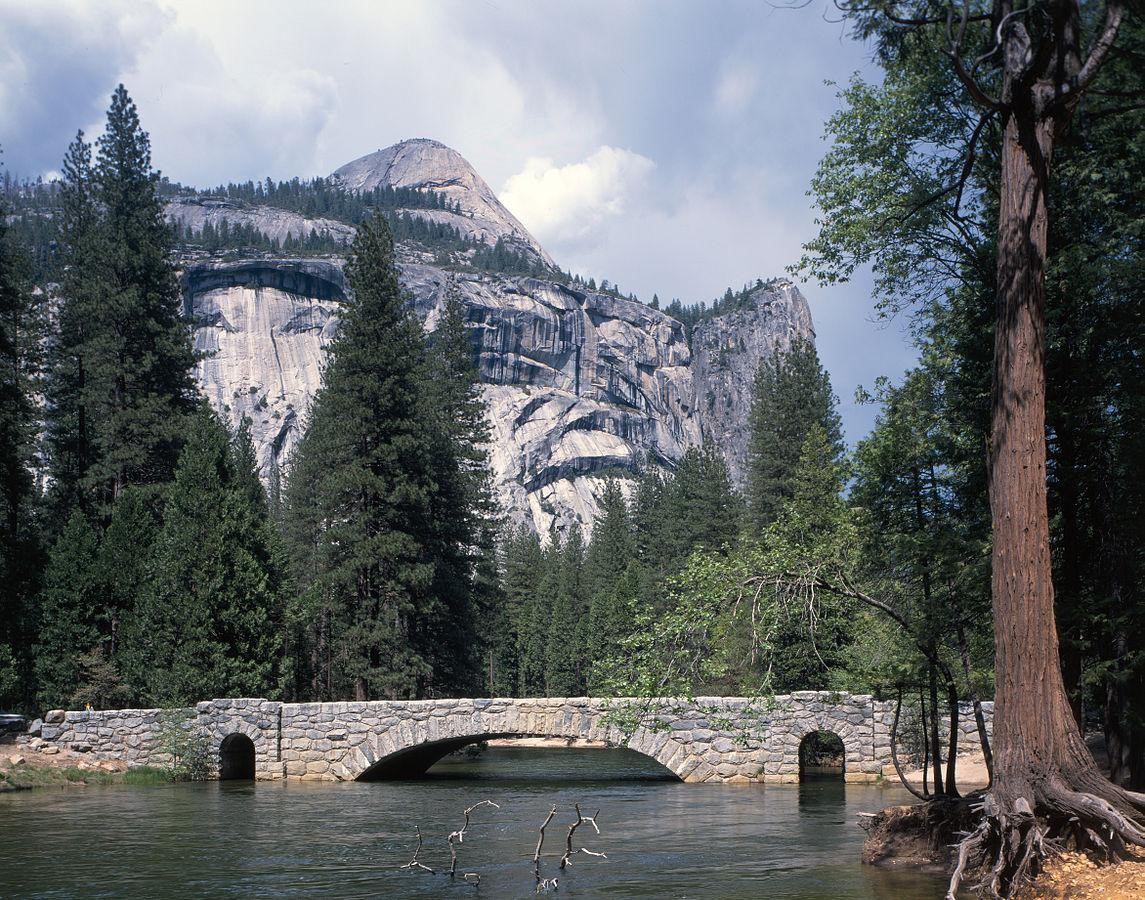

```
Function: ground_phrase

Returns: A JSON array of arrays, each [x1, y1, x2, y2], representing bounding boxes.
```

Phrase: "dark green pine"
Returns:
[[746, 338, 843, 531], [123, 405, 286, 705], [285, 215, 441, 701]]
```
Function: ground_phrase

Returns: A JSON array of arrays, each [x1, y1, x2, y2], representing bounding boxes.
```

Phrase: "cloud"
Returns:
[[124, 21, 340, 184], [500, 146, 655, 247], [712, 60, 760, 117], [0, 0, 172, 176]]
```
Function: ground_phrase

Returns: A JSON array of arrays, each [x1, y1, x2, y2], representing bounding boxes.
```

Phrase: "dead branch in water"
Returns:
[[398, 825, 435, 874], [560, 803, 607, 869], [448, 800, 500, 877], [533, 805, 557, 881]]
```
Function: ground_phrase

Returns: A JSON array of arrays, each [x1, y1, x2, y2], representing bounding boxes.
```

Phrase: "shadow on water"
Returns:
[[418, 744, 679, 784]]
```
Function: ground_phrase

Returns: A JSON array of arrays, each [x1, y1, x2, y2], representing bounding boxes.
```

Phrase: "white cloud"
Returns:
[[713, 60, 759, 117], [500, 146, 655, 246]]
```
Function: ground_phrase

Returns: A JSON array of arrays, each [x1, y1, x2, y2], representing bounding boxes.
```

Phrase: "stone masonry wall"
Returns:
[[34, 693, 993, 785]]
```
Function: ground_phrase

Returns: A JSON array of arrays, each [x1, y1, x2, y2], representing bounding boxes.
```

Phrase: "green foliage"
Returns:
[[746, 339, 843, 530], [0, 187, 42, 712], [505, 527, 548, 696], [43, 86, 197, 524], [123, 405, 286, 705], [545, 528, 588, 696], [70, 648, 129, 711], [156, 710, 212, 782], [284, 215, 489, 700], [33, 513, 102, 710]]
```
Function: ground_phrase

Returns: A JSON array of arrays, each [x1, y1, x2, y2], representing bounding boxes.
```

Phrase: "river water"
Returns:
[[0, 747, 948, 898]]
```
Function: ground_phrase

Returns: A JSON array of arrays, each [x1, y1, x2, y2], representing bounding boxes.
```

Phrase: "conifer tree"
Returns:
[[513, 528, 552, 697], [746, 339, 843, 530], [421, 279, 496, 694], [284, 215, 442, 700], [583, 481, 639, 687], [545, 527, 587, 696], [124, 405, 285, 705], [498, 525, 544, 696], [0, 196, 42, 710], [33, 513, 102, 709], [43, 86, 196, 523]]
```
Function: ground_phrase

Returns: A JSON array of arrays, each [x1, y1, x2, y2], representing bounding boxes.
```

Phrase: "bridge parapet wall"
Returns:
[[32, 693, 992, 785]]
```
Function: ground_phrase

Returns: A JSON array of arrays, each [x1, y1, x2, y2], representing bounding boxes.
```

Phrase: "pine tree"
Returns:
[[123, 405, 286, 705], [284, 215, 441, 701], [746, 339, 843, 530], [421, 278, 496, 694], [33, 513, 102, 709], [511, 528, 551, 697], [583, 481, 638, 688], [499, 525, 545, 696], [545, 527, 587, 696], [0, 193, 42, 711], [661, 443, 743, 557], [43, 87, 196, 523], [43, 131, 102, 527]]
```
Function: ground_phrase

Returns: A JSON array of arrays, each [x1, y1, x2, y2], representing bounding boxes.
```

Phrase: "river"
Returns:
[[0, 747, 948, 898]]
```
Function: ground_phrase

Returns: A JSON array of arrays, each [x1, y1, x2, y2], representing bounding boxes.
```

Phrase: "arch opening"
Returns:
[[356, 733, 681, 782], [219, 733, 256, 780], [798, 730, 845, 780]]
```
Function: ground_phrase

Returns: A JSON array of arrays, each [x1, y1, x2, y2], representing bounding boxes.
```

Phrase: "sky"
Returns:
[[0, 0, 917, 443]]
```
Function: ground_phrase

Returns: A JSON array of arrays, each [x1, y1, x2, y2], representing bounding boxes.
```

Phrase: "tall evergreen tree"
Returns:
[[0, 193, 42, 711], [285, 215, 442, 700], [584, 481, 640, 692], [746, 339, 843, 530], [421, 279, 497, 694], [494, 525, 544, 696], [33, 513, 102, 709], [43, 86, 196, 523], [123, 405, 285, 705], [545, 527, 587, 696], [516, 529, 556, 697]]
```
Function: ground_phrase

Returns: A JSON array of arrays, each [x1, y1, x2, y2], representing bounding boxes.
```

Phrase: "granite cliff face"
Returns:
[[177, 140, 815, 536], [332, 138, 553, 268], [692, 282, 815, 485]]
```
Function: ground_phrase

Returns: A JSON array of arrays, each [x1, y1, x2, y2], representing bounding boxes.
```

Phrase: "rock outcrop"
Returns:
[[332, 138, 553, 268], [692, 281, 816, 485], [177, 140, 817, 537], [166, 197, 355, 247]]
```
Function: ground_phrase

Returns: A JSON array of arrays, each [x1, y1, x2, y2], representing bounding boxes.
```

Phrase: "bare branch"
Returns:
[[953, 110, 996, 217], [560, 803, 608, 870], [1069, 0, 1125, 97], [399, 825, 435, 874], [533, 805, 557, 882], [448, 800, 500, 877]]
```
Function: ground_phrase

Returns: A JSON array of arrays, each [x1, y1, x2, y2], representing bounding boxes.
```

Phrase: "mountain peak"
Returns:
[[331, 139, 553, 266]]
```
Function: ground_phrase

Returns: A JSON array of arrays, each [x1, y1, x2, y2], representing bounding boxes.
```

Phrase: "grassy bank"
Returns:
[[0, 761, 172, 791]]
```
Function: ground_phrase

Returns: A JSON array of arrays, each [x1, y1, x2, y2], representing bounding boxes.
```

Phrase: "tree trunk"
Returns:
[[952, 89, 1145, 898], [929, 659, 945, 797]]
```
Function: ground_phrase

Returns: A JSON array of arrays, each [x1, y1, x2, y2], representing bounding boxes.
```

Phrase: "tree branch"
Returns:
[[560, 803, 607, 869], [399, 825, 435, 874], [1069, 0, 1125, 98]]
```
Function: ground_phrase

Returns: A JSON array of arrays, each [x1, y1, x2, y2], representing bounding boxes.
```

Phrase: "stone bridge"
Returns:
[[34, 693, 991, 785]]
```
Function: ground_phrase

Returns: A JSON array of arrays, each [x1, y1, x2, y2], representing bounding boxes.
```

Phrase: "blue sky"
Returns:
[[0, 0, 917, 443]]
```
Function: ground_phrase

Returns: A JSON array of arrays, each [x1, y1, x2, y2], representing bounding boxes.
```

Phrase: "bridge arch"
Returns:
[[346, 710, 697, 782], [787, 714, 864, 782], [219, 733, 256, 780]]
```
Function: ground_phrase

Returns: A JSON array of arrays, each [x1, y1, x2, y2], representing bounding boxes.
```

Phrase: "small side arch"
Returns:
[[798, 729, 846, 780], [219, 732, 256, 780]]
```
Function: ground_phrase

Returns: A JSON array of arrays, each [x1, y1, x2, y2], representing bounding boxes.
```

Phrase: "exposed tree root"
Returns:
[[945, 779, 1145, 899]]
